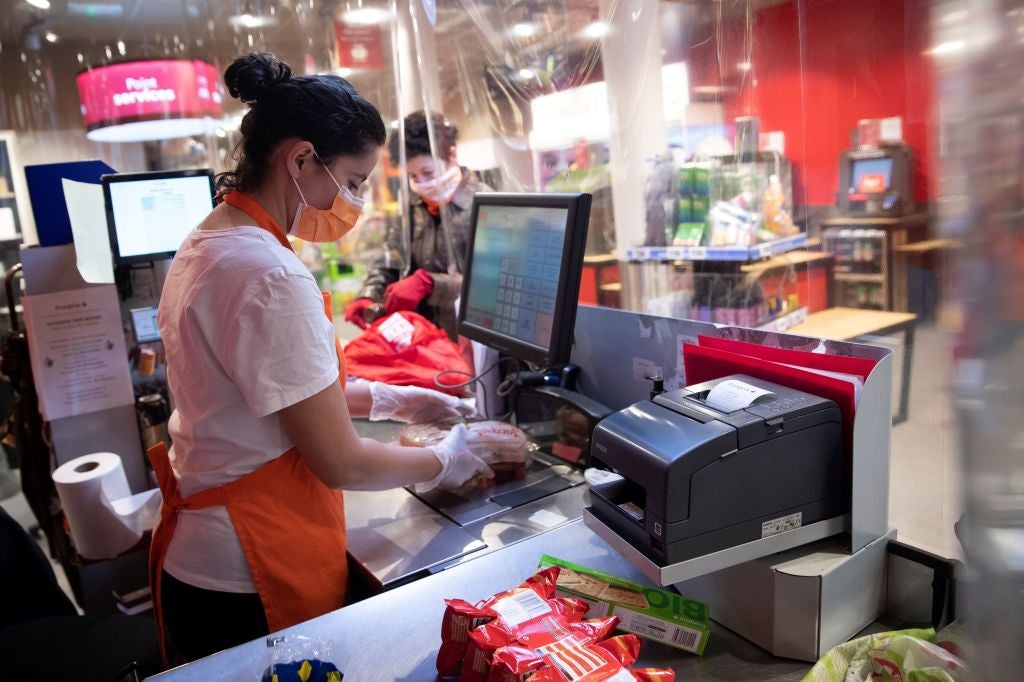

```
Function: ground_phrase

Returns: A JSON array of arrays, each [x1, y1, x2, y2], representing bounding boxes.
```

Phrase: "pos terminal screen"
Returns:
[[850, 157, 893, 193], [103, 169, 214, 264], [463, 205, 569, 351]]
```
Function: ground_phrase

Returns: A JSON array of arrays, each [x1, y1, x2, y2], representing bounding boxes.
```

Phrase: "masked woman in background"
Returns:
[[344, 111, 492, 339], [152, 54, 491, 663]]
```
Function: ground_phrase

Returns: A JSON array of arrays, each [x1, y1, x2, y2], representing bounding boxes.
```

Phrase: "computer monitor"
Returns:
[[850, 157, 893, 193], [837, 144, 913, 216], [130, 306, 161, 344], [458, 192, 591, 368], [102, 169, 215, 265]]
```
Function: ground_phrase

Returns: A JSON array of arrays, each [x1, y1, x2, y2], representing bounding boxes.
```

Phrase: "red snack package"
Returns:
[[461, 597, 591, 681], [526, 634, 674, 682], [438, 599, 493, 677], [628, 671, 676, 682], [439, 567, 584, 678], [488, 617, 620, 682]]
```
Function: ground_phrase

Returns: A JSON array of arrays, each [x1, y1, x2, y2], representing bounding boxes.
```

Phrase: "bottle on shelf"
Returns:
[[863, 237, 876, 275], [853, 234, 864, 274]]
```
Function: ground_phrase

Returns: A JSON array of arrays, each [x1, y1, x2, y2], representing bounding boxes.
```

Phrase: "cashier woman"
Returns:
[[151, 53, 492, 663]]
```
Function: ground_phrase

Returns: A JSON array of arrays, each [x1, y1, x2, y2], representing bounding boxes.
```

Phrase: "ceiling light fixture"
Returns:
[[68, 2, 125, 17], [25, 0, 51, 10], [582, 21, 608, 39], [45, 31, 59, 43], [928, 39, 966, 56], [737, 61, 752, 71], [228, 12, 276, 28], [513, 22, 536, 38], [342, 7, 391, 25]]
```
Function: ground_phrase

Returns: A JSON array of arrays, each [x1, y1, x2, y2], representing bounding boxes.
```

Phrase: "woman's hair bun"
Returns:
[[224, 52, 292, 106]]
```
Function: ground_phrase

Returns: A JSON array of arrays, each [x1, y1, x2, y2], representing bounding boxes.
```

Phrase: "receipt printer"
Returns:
[[588, 375, 847, 566]]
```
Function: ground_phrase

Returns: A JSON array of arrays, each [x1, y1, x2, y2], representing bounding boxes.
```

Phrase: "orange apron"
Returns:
[[147, 190, 349, 662]]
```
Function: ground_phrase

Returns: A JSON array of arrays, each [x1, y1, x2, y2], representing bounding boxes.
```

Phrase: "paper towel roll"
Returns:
[[52, 452, 162, 560]]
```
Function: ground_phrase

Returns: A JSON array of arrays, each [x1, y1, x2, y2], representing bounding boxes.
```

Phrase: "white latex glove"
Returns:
[[368, 382, 475, 423], [416, 424, 494, 493]]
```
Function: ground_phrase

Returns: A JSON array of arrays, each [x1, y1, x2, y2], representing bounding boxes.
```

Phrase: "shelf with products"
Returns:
[[834, 273, 886, 283], [634, 150, 805, 263], [755, 306, 809, 333], [819, 213, 929, 312], [626, 232, 808, 262], [628, 257, 821, 333]]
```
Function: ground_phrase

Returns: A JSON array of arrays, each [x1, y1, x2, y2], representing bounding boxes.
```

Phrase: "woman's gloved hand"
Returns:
[[368, 382, 475, 423], [384, 269, 434, 314], [417, 424, 494, 492], [343, 297, 376, 329]]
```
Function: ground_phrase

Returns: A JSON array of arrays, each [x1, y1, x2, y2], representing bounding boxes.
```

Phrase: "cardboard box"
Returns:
[[675, 529, 894, 662], [538, 554, 711, 655]]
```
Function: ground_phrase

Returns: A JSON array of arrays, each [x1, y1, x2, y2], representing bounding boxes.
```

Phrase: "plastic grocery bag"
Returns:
[[803, 628, 969, 682], [343, 311, 472, 395], [261, 635, 342, 682]]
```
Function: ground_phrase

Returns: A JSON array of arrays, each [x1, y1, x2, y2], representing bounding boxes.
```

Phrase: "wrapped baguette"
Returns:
[[400, 420, 530, 486]]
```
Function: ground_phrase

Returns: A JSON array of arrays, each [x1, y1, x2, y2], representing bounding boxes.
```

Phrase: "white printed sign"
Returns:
[[23, 286, 134, 421]]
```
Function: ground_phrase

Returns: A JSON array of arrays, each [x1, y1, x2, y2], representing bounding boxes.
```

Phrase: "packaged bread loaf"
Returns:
[[400, 419, 530, 485]]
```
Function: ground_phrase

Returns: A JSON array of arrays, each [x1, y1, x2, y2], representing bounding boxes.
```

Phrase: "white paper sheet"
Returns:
[[0, 207, 18, 240], [22, 285, 134, 420], [705, 379, 776, 413], [62, 178, 114, 284], [781, 363, 865, 405]]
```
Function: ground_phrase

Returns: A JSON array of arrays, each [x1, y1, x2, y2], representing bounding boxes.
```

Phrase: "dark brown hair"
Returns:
[[217, 52, 386, 192], [388, 110, 459, 164]]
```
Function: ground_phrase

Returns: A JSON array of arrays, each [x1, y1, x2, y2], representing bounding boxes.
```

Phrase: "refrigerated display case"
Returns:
[[821, 214, 928, 311]]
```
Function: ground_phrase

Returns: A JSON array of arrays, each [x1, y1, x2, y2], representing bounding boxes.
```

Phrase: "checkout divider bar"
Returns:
[[583, 509, 849, 586]]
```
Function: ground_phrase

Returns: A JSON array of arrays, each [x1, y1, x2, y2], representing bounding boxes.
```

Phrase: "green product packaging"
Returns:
[[537, 554, 711, 655], [691, 195, 709, 221], [692, 167, 710, 196], [677, 195, 693, 223], [679, 167, 694, 195], [673, 222, 706, 247]]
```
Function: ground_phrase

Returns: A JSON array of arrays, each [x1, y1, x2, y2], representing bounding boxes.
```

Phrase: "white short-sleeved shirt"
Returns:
[[159, 226, 339, 593]]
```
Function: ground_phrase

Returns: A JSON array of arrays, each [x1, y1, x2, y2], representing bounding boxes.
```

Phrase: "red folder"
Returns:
[[697, 335, 878, 382], [682, 342, 861, 461]]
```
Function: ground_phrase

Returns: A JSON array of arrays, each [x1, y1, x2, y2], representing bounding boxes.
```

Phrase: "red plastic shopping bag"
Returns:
[[343, 311, 472, 395]]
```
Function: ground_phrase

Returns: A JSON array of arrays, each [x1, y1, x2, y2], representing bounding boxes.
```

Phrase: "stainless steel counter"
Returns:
[[148, 518, 813, 682], [346, 419, 588, 590]]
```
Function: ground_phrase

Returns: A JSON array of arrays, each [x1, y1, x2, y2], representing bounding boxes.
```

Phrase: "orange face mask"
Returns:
[[290, 162, 365, 242]]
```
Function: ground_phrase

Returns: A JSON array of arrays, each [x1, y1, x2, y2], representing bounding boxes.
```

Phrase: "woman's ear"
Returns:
[[446, 145, 459, 166], [284, 139, 317, 179]]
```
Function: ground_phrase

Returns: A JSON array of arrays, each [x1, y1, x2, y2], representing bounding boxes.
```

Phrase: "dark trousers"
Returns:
[[161, 570, 269, 662]]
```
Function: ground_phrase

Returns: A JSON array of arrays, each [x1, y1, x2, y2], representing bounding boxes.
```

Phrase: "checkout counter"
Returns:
[[146, 304, 933, 680], [344, 419, 588, 592], [147, 518, 819, 681], [147, 189, 944, 678]]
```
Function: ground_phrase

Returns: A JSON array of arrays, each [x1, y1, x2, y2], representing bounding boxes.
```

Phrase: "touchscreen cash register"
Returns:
[[102, 169, 215, 265], [408, 192, 601, 526]]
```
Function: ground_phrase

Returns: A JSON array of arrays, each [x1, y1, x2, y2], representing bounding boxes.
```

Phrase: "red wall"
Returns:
[[696, 0, 935, 207]]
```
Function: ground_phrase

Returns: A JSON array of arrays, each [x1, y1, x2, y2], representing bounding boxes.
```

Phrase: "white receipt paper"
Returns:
[[62, 178, 115, 284], [705, 379, 775, 413]]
